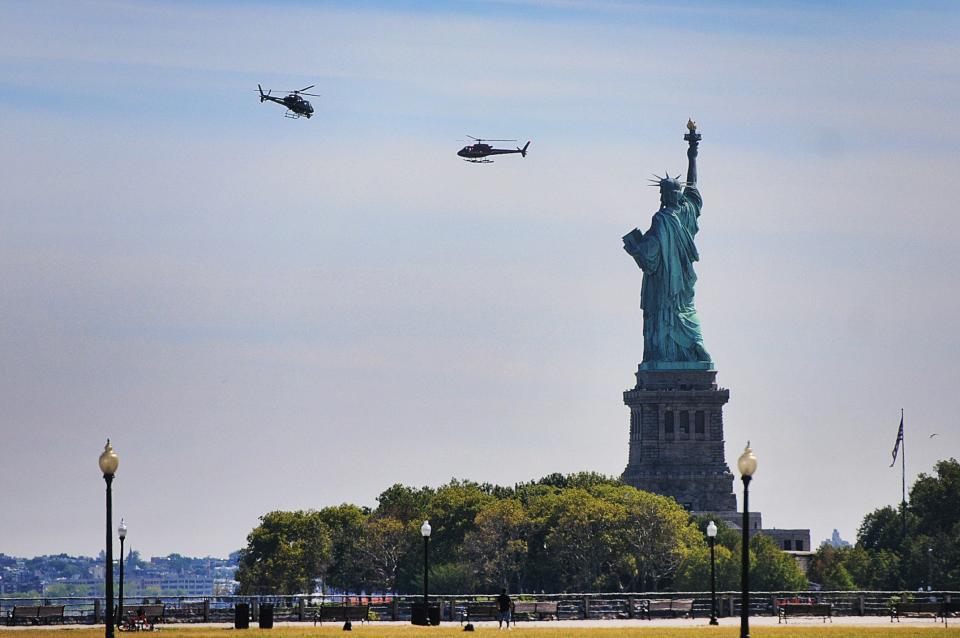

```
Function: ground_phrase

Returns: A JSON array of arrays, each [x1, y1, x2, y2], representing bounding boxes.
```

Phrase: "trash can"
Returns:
[[411, 603, 440, 626], [259, 603, 274, 629], [234, 603, 250, 629], [410, 603, 428, 626]]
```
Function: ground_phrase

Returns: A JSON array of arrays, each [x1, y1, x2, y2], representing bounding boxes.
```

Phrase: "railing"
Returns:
[[2, 591, 957, 624]]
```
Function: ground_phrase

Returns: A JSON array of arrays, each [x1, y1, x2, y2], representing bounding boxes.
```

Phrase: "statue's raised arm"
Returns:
[[684, 118, 700, 186]]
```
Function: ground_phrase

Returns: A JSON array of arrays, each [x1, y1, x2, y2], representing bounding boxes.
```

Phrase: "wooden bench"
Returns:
[[37, 606, 65, 624], [7, 605, 64, 626], [313, 604, 369, 625], [512, 601, 558, 620], [892, 601, 942, 622], [8, 606, 39, 626], [644, 598, 694, 619], [461, 603, 500, 624], [778, 603, 832, 623], [119, 603, 165, 629]]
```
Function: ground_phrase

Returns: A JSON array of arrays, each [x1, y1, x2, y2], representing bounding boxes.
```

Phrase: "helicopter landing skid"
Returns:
[[464, 158, 493, 164], [284, 111, 304, 119]]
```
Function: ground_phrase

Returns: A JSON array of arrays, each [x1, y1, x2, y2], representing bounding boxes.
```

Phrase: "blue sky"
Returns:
[[1, 0, 958, 559]]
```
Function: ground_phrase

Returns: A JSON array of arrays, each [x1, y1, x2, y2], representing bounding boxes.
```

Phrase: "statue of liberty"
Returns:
[[622, 120, 712, 370]]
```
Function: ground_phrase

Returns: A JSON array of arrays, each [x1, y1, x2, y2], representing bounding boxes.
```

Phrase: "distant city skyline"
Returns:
[[0, 551, 238, 597], [1, 0, 958, 558]]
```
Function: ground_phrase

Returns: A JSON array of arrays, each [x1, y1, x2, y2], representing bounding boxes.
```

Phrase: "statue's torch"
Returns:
[[683, 118, 701, 146]]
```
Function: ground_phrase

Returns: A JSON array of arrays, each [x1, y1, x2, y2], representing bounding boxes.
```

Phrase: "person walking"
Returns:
[[497, 588, 512, 629]]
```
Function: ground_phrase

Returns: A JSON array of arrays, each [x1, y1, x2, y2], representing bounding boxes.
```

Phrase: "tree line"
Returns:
[[808, 458, 960, 591], [236, 472, 805, 594]]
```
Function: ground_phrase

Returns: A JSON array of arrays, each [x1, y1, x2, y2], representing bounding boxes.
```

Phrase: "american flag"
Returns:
[[889, 414, 904, 467]]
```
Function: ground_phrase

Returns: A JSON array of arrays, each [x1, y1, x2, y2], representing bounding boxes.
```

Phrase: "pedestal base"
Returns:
[[622, 367, 737, 512]]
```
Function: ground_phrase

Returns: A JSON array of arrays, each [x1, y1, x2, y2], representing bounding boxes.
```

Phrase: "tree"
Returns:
[[750, 534, 808, 591], [867, 549, 903, 590], [529, 484, 695, 592], [463, 499, 528, 592], [516, 484, 564, 592], [426, 562, 475, 594], [426, 480, 496, 565], [236, 510, 332, 594], [318, 504, 369, 593], [810, 544, 857, 590], [857, 506, 914, 553], [910, 459, 960, 536], [838, 545, 873, 589], [358, 516, 415, 594], [542, 489, 622, 591], [673, 542, 739, 592], [375, 484, 432, 524], [610, 486, 700, 590]]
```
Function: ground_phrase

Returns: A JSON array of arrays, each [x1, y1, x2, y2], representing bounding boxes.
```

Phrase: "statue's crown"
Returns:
[[648, 172, 685, 191]]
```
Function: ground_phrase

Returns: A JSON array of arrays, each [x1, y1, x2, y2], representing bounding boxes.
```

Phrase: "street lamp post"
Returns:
[[420, 520, 432, 624], [737, 443, 757, 638], [98, 440, 119, 638], [118, 519, 127, 629], [707, 520, 718, 626]]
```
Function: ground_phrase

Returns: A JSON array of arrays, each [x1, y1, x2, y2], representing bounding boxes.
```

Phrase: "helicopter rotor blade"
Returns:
[[298, 85, 315, 92]]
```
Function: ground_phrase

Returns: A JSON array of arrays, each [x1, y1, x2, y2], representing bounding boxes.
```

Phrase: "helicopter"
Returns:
[[257, 84, 318, 118], [457, 136, 530, 163]]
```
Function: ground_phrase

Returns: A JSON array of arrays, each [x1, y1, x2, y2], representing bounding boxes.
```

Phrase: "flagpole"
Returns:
[[901, 408, 906, 540]]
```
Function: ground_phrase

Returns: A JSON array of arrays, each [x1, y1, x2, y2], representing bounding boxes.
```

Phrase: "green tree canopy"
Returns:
[[375, 484, 433, 523], [427, 480, 497, 561], [910, 459, 960, 535], [236, 510, 332, 594], [318, 504, 369, 593], [750, 534, 808, 591], [234, 470, 839, 594], [463, 499, 528, 592]]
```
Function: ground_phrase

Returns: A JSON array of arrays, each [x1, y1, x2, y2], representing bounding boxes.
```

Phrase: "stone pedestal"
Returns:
[[621, 367, 737, 512]]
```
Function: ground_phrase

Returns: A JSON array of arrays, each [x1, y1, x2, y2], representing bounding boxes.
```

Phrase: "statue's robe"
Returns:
[[624, 186, 711, 365]]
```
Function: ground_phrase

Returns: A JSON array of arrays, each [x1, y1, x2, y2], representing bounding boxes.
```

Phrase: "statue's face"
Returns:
[[660, 187, 680, 208]]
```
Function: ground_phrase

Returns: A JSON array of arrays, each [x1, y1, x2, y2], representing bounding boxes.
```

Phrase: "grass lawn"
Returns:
[[5, 627, 960, 638]]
